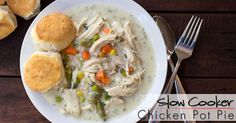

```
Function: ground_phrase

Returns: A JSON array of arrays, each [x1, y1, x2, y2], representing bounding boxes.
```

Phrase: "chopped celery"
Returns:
[[65, 67, 72, 88], [103, 91, 111, 100], [120, 68, 126, 77], [95, 100, 106, 121], [92, 34, 100, 41]]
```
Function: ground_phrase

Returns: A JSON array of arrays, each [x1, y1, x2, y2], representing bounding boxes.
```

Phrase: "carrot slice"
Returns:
[[101, 44, 112, 54], [96, 70, 110, 85], [82, 51, 90, 60], [101, 76, 110, 85], [128, 66, 134, 74], [65, 46, 77, 55], [96, 70, 106, 81], [102, 27, 110, 34]]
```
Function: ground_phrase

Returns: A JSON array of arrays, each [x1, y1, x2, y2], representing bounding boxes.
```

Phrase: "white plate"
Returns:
[[20, 0, 167, 122]]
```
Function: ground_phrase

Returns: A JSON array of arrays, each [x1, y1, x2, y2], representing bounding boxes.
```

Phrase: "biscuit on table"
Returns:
[[0, 6, 17, 40], [7, 0, 40, 20], [0, 0, 5, 5]]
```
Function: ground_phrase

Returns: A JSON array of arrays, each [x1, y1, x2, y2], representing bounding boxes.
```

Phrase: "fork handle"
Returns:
[[163, 60, 182, 94], [170, 62, 196, 123], [175, 77, 186, 94], [168, 58, 186, 94]]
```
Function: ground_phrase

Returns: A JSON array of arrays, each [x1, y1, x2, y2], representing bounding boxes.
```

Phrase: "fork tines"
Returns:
[[179, 16, 203, 47]]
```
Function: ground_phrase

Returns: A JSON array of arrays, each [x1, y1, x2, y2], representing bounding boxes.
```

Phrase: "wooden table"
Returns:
[[0, 0, 236, 123]]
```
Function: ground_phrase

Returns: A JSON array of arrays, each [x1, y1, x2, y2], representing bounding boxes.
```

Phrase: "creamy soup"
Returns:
[[43, 4, 156, 121]]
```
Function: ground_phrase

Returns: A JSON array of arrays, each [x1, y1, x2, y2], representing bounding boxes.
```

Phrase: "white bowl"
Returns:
[[20, 0, 167, 122]]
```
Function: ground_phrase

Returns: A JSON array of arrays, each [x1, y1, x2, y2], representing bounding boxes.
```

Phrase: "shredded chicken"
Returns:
[[88, 73, 102, 86], [87, 13, 100, 26], [111, 55, 125, 65], [106, 85, 136, 96], [111, 21, 124, 36], [76, 17, 88, 34], [71, 67, 79, 88], [105, 70, 145, 96], [62, 89, 80, 115], [123, 21, 135, 49], [76, 15, 104, 41], [105, 97, 124, 110], [89, 34, 117, 55], [84, 64, 102, 73], [123, 44, 136, 63], [83, 58, 105, 69]]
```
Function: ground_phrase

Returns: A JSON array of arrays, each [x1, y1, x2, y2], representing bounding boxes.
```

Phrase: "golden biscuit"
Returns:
[[32, 13, 76, 51], [24, 52, 64, 92]]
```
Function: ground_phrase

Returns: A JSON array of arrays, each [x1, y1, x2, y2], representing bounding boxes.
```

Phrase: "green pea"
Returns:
[[76, 90, 83, 96], [77, 72, 84, 80], [55, 96, 62, 103], [80, 96, 85, 103], [92, 85, 99, 92]]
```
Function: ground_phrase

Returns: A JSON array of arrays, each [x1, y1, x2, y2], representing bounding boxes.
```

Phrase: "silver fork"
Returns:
[[163, 15, 203, 94]]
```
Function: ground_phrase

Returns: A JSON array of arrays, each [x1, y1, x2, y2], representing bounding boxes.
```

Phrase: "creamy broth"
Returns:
[[43, 4, 156, 121]]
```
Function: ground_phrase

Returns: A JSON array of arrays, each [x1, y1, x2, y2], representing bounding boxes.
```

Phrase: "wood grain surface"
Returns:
[[135, 0, 236, 12], [0, 0, 235, 123]]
